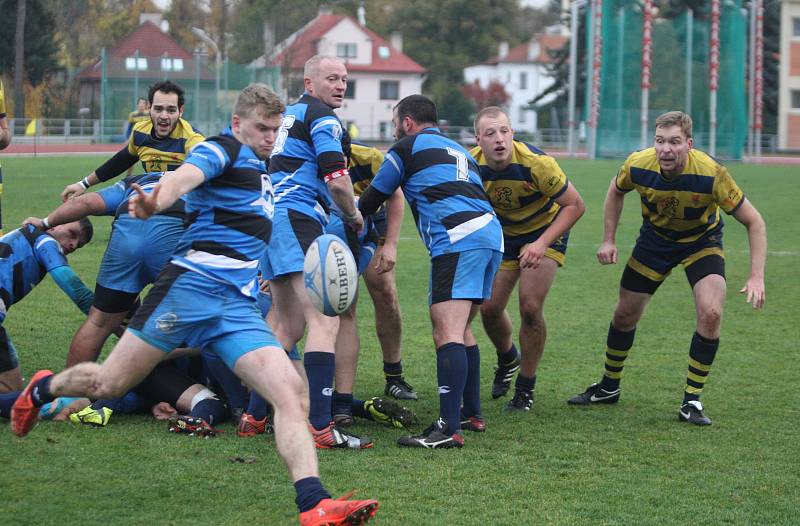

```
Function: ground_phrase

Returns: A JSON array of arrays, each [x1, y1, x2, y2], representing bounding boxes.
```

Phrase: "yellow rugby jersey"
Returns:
[[471, 140, 568, 238], [0, 80, 6, 120], [616, 148, 744, 243], [348, 142, 384, 197], [128, 117, 204, 172], [127, 109, 149, 126]]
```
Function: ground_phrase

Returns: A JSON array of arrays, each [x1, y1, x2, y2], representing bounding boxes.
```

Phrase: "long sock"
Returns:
[[383, 360, 403, 382], [462, 344, 481, 418], [684, 331, 719, 403], [515, 373, 536, 393], [191, 397, 229, 425], [0, 390, 20, 418], [304, 351, 335, 430], [497, 343, 518, 366], [599, 324, 636, 392], [91, 391, 145, 413], [202, 351, 248, 410], [436, 342, 467, 435], [31, 375, 55, 407], [294, 476, 332, 513], [246, 391, 270, 421], [332, 391, 353, 418], [351, 397, 370, 420]]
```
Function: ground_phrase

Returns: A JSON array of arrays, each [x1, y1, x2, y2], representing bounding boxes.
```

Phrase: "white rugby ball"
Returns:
[[303, 234, 358, 316]]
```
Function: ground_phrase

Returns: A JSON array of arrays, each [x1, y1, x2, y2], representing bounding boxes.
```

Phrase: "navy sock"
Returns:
[[91, 391, 144, 413], [515, 374, 536, 392], [31, 375, 54, 407], [192, 397, 229, 425], [497, 344, 518, 366], [202, 351, 248, 410], [304, 352, 335, 430], [351, 398, 370, 420], [0, 390, 20, 418], [332, 391, 353, 417], [436, 342, 467, 435], [462, 344, 482, 418], [384, 360, 403, 380], [294, 476, 331, 513], [246, 391, 270, 421]]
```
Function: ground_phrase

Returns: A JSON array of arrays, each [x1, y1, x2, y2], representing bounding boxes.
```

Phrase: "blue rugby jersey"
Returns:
[[0, 224, 69, 308], [370, 128, 503, 257], [169, 128, 273, 298], [268, 93, 347, 220], [98, 172, 188, 220]]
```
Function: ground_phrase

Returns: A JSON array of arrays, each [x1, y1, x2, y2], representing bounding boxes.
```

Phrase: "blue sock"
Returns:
[[202, 351, 248, 410], [0, 390, 20, 418], [192, 397, 229, 425], [351, 397, 369, 419], [92, 391, 145, 413], [332, 391, 353, 417], [436, 342, 467, 435], [246, 391, 269, 421], [294, 476, 331, 513], [304, 352, 335, 431], [462, 344, 482, 418]]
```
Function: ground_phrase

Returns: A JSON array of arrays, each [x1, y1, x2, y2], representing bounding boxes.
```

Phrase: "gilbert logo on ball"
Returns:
[[303, 234, 358, 316]]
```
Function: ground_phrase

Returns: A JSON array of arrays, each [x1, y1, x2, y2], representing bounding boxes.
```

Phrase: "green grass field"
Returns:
[[0, 155, 797, 525]]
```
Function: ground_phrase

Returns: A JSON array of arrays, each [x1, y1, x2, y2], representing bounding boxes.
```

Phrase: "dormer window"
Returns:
[[337, 43, 357, 59], [378, 46, 390, 59], [161, 58, 184, 72], [125, 57, 148, 71]]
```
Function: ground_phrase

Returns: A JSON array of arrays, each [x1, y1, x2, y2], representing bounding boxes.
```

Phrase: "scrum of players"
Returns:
[[1, 55, 766, 524]]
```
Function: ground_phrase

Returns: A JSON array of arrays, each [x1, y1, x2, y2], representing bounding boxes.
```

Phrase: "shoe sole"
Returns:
[[371, 399, 417, 428], [11, 370, 53, 437], [678, 412, 712, 426], [345, 501, 379, 525]]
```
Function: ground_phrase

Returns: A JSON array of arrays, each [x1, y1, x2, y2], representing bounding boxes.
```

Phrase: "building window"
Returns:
[[380, 80, 399, 100], [125, 57, 148, 71], [378, 46, 391, 59], [519, 106, 527, 124], [792, 90, 800, 109], [379, 121, 392, 139], [161, 58, 184, 72], [345, 80, 356, 99], [337, 43, 357, 59], [794, 17, 800, 37], [519, 72, 527, 90]]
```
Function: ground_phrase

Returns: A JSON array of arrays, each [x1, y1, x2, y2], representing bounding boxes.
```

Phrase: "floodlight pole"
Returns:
[[567, 0, 586, 158], [709, 0, 720, 157], [587, 0, 603, 160], [754, 0, 764, 159], [192, 27, 221, 119], [640, 0, 653, 149]]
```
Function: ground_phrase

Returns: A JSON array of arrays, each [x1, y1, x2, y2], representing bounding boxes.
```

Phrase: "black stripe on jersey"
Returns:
[[441, 210, 486, 230], [191, 241, 250, 262], [268, 156, 305, 175], [0, 288, 9, 307], [132, 132, 188, 154], [128, 264, 190, 331], [407, 148, 479, 178], [498, 205, 556, 228], [479, 164, 531, 182], [630, 168, 714, 193], [0, 243, 11, 258], [19, 225, 43, 249], [288, 210, 324, 254], [205, 134, 243, 164], [210, 167, 263, 192], [12, 262, 25, 304], [421, 181, 489, 204], [318, 151, 347, 176], [683, 205, 709, 220], [646, 216, 717, 241], [213, 208, 271, 241], [518, 192, 546, 207]]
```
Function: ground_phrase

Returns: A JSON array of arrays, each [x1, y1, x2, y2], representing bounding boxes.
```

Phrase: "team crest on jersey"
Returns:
[[331, 122, 342, 142], [155, 313, 178, 333], [658, 196, 680, 218], [494, 187, 514, 209]]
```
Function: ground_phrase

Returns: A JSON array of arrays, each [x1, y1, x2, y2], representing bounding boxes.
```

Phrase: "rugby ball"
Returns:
[[303, 234, 358, 316]]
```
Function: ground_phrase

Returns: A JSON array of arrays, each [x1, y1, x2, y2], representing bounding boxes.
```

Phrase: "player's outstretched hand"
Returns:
[[519, 241, 546, 269], [23, 217, 45, 229], [62, 182, 86, 202], [597, 241, 618, 265], [345, 209, 365, 234], [128, 183, 160, 219], [152, 402, 178, 420], [739, 277, 765, 309], [373, 244, 397, 274]]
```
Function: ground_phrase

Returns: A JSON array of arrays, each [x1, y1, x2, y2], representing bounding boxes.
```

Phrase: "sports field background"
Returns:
[[1, 155, 797, 524]]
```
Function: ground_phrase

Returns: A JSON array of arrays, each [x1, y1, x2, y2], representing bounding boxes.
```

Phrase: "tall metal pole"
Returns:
[[709, 0, 720, 156], [685, 9, 693, 115], [133, 49, 140, 106], [640, 0, 653, 149], [754, 0, 764, 158], [100, 47, 106, 143], [194, 49, 201, 122], [748, 1, 756, 158], [567, 0, 585, 157], [588, 0, 603, 160], [616, 8, 624, 138]]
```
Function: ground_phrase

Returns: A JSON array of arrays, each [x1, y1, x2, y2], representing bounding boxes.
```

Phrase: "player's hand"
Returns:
[[61, 182, 86, 202], [23, 217, 45, 229], [597, 241, 618, 265], [51, 398, 92, 421], [739, 277, 765, 309], [258, 275, 271, 294], [345, 209, 365, 234], [519, 241, 546, 269], [128, 183, 160, 219], [373, 243, 397, 274], [151, 402, 178, 420]]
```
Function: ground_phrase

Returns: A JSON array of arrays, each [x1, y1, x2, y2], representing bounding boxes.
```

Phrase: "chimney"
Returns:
[[357, 4, 366, 26], [498, 41, 509, 59], [139, 13, 163, 27], [390, 31, 403, 53], [318, 6, 332, 16]]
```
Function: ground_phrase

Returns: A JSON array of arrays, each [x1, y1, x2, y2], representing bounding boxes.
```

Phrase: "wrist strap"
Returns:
[[42, 217, 51, 229], [79, 177, 90, 190]]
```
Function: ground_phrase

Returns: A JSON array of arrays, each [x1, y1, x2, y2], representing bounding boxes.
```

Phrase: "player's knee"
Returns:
[[519, 300, 544, 327], [697, 305, 722, 332], [479, 301, 504, 322]]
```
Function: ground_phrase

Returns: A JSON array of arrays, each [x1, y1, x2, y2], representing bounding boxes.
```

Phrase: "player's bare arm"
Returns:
[[519, 183, 585, 269], [373, 188, 404, 274], [25, 192, 107, 229], [597, 177, 627, 265], [327, 175, 364, 232], [732, 198, 767, 309], [128, 165, 204, 219], [62, 172, 102, 201]]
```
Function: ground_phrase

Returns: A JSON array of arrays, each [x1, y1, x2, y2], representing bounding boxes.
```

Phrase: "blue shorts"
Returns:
[[127, 264, 281, 370], [429, 249, 502, 305], [265, 208, 324, 278], [325, 213, 377, 275], [96, 215, 184, 294]]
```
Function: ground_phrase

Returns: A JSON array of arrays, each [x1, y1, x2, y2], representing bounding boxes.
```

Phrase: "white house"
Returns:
[[778, 0, 800, 150], [464, 34, 567, 133], [252, 11, 426, 140]]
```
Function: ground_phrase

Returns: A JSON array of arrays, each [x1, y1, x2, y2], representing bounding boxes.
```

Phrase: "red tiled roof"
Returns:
[[270, 14, 426, 74], [482, 34, 568, 66]]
